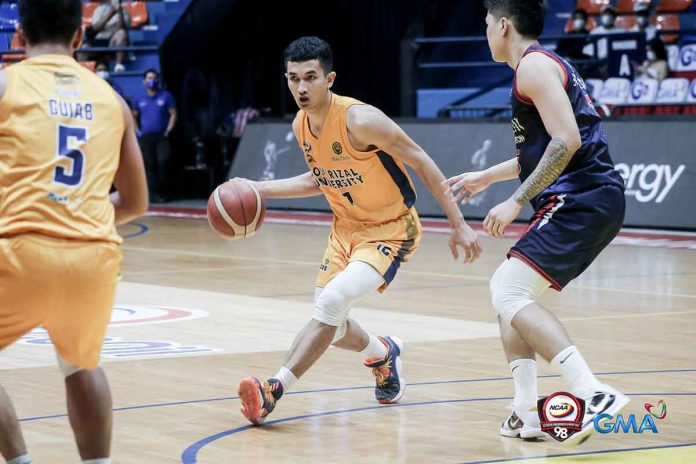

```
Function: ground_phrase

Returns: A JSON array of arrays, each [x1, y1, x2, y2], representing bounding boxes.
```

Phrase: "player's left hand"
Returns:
[[483, 198, 523, 238], [449, 223, 483, 263]]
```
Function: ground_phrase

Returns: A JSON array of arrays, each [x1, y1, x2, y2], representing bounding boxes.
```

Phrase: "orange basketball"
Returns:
[[207, 179, 265, 239]]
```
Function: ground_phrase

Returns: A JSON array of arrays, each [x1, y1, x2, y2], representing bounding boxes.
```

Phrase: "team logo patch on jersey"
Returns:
[[303, 140, 312, 153], [332, 141, 343, 155]]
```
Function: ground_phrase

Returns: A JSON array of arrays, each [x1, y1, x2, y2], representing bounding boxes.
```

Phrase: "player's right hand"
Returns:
[[449, 222, 483, 263], [442, 171, 491, 205]]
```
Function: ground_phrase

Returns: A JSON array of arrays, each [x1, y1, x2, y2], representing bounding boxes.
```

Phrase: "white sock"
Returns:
[[82, 460, 111, 464], [8, 455, 31, 464], [551, 345, 602, 398], [510, 358, 538, 410], [274, 366, 298, 392], [360, 335, 388, 360]]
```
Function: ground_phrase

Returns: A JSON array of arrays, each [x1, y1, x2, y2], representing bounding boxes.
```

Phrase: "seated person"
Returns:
[[556, 9, 592, 60], [635, 38, 669, 81], [586, 5, 623, 60], [630, 3, 657, 41], [85, 0, 131, 72]]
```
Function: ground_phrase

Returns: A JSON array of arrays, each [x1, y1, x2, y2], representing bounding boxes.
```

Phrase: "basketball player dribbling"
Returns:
[[444, 0, 629, 445], [236, 36, 483, 425], [0, 1, 148, 462]]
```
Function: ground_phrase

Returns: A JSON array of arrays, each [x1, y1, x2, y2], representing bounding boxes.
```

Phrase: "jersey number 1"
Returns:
[[342, 192, 355, 205], [54, 125, 87, 187]]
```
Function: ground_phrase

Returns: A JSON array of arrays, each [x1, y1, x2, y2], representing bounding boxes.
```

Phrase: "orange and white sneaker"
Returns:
[[363, 336, 405, 404], [237, 377, 283, 426]]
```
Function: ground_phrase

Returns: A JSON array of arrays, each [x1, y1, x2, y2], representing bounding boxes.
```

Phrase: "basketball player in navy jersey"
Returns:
[[445, 0, 628, 445]]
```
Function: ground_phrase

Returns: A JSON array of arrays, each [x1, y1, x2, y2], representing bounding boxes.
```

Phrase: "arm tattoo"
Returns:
[[513, 137, 573, 205]]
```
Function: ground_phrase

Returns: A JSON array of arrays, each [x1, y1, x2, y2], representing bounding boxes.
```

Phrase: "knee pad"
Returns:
[[57, 354, 84, 378], [312, 287, 351, 327], [490, 258, 550, 325]]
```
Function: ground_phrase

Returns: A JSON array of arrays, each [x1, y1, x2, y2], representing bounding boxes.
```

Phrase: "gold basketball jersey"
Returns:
[[0, 54, 124, 243], [297, 94, 416, 224]]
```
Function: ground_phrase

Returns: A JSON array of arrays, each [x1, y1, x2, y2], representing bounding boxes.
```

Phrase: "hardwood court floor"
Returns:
[[1, 213, 695, 463]]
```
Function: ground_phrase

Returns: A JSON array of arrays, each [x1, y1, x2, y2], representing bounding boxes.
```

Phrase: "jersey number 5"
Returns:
[[54, 125, 87, 187]]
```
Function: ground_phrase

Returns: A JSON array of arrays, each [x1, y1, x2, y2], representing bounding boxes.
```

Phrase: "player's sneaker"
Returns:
[[237, 377, 284, 426], [563, 384, 630, 446], [500, 404, 546, 440], [363, 336, 404, 404]]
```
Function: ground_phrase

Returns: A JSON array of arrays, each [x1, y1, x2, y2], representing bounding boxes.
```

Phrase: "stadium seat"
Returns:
[[627, 78, 659, 104], [615, 15, 637, 30], [82, 2, 99, 27], [576, 0, 610, 15], [564, 17, 597, 33], [80, 61, 97, 73], [656, 0, 693, 13], [5, 32, 25, 62], [598, 77, 631, 104], [686, 79, 696, 102], [616, 0, 637, 14], [655, 14, 680, 43], [585, 78, 604, 101], [656, 77, 689, 102], [123, 2, 149, 29]]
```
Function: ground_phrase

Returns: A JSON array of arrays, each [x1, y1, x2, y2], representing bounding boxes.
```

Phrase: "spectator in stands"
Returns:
[[556, 9, 592, 61], [635, 38, 669, 81], [132, 69, 178, 203], [95, 60, 126, 100], [588, 5, 622, 60], [630, 3, 657, 41], [85, 0, 130, 72]]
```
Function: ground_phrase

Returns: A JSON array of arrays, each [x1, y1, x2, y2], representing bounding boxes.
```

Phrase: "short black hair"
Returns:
[[144, 69, 160, 79], [284, 36, 333, 74], [648, 38, 668, 61], [19, 0, 82, 45], [572, 9, 588, 21], [484, 0, 547, 38]]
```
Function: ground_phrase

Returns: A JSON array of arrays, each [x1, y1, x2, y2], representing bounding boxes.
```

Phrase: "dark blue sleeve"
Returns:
[[165, 92, 176, 110]]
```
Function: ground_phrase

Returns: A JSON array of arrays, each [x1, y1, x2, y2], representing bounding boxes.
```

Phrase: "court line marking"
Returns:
[[18, 367, 696, 423], [121, 245, 696, 299], [179, 392, 696, 464], [458, 442, 696, 464], [120, 222, 149, 240], [124, 262, 300, 276]]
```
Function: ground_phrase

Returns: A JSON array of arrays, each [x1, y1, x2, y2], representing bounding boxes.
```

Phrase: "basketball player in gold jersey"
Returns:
[[0, 1, 148, 463], [237, 36, 482, 425]]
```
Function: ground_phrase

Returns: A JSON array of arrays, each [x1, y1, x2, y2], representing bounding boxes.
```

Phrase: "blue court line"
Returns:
[[18, 367, 696, 423], [121, 222, 149, 240], [457, 442, 696, 464], [180, 393, 696, 464]]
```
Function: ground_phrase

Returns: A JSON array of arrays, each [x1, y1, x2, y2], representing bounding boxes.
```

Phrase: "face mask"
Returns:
[[572, 19, 586, 31], [601, 15, 614, 27], [647, 50, 656, 61], [145, 79, 159, 90], [96, 70, 109, 80]]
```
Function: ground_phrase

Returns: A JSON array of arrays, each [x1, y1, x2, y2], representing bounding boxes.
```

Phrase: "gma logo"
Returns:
[[594, 414, 659, 434]]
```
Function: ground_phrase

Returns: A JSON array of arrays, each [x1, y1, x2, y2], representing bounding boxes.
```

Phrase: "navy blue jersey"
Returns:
[[511, 44, 624, 211]]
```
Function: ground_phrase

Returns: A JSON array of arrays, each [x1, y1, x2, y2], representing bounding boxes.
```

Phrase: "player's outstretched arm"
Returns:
[[483, 54, 582, 238], [347, 105, 482, 263], [443, 158, 520, 204], [244, 171, 321, 199], [238, 114, 322, 200], [111, 93, 149, 225]]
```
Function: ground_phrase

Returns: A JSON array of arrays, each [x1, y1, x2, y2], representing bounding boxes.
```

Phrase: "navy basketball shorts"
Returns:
[[508, 185, 626, 290]]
